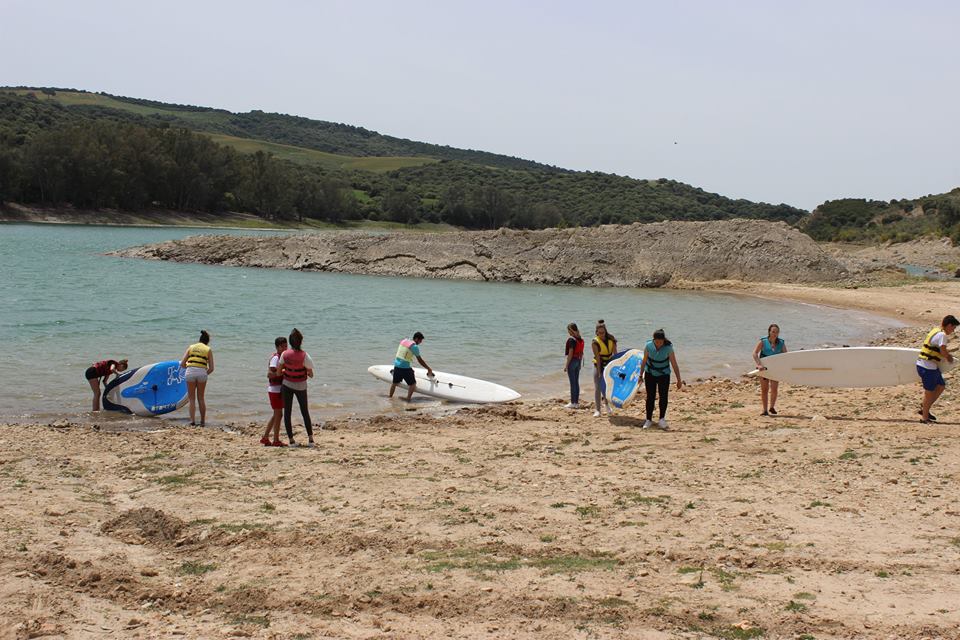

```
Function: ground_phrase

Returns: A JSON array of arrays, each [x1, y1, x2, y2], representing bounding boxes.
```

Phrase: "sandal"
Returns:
[[918, 409, 937, 421], [271, 440, 287, 447], [259, 436, 271, 446], [769, 407, 778, 415]]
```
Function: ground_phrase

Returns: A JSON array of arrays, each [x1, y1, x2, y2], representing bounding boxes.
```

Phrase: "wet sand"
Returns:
[[2, 282, 959, 639]]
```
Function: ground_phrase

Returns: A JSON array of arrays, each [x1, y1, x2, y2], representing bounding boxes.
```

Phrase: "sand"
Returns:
[[2, 283, 960, 640]]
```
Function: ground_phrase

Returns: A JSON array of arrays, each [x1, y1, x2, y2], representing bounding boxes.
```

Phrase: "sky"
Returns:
[[2, 0, 958, 210]]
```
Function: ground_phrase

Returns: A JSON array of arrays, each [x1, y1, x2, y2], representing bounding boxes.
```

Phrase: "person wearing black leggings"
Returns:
[[276, 328, 316, 447], [640, 329, 683, 430]]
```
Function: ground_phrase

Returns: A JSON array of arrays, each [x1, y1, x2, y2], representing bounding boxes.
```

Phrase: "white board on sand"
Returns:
[[752, 347, 955, 388], [367, 365, 520, 403]]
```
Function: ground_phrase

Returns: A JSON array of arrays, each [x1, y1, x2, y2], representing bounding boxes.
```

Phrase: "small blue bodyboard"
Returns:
[[103, 360, 188, 416], [603, 349, 643, 409]]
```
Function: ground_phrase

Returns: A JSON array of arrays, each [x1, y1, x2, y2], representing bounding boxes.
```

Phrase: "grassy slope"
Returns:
[[10, 89, 436, 173]]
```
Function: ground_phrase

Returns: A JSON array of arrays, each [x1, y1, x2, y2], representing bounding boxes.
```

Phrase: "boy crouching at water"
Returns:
[[260, 336, 288, 446]]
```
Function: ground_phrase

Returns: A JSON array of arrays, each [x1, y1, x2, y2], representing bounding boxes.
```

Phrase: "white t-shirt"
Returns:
[[278, 351, 315, 391], [917, 331, 947, 370], [267, 354, 282, 393]]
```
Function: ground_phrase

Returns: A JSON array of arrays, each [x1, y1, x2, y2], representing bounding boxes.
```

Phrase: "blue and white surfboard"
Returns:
[[603, 349, 643, 409], [102, 360, 188, 416]]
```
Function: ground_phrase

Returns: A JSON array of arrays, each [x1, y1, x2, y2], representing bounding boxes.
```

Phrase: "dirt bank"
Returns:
[[111, 219, 858, 286]]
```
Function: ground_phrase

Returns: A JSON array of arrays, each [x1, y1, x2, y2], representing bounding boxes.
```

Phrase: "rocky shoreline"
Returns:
[[111, 219, 860, 287]]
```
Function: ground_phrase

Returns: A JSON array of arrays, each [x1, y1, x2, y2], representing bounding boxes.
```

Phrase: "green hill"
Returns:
[[800, 189, 960, 242], [1, 87, 810, 229]]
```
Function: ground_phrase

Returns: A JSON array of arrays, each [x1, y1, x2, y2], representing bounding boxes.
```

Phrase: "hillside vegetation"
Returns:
[[801, 190, 960, 243], [14, 86, 957, 236]]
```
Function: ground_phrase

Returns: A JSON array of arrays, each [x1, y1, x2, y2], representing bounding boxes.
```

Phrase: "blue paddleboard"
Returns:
[[102, 360, 188, 416], [603, 349, 643, 409]]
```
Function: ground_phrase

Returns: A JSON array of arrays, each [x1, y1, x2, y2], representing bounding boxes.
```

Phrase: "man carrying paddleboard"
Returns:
[[389, 332, 434, 401], [918, 315, 958, 423]]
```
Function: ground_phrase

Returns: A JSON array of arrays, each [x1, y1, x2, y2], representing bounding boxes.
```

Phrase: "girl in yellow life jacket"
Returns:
[[591, 320, 617, 417], [917, 315, 958, 423], [180, 329, 214, 427]]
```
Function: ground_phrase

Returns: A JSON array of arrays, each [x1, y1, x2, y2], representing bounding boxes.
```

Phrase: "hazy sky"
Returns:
[[3, 0, 958, 209]]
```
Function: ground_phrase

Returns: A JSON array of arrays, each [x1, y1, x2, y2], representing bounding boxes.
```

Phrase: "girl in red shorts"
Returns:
[[260, 336, 288, 446]]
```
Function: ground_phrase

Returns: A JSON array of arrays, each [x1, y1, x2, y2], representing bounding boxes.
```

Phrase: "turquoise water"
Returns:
[[0, 223, 904, 424]]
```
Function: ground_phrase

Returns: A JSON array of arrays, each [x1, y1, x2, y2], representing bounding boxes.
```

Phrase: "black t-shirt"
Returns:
[[565, 337, 583, 357]]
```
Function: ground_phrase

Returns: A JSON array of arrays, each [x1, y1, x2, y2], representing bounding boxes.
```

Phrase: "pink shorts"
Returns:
[[268, 391, 283, 410]]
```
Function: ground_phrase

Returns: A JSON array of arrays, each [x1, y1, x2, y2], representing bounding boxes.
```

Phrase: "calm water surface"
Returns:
[[0, 223, 904, 425]]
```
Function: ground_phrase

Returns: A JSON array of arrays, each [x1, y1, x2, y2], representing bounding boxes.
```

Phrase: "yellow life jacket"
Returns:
[[186, 342, 211, 368], [919, 327, 945, 362], [593, 336, 615, 366]]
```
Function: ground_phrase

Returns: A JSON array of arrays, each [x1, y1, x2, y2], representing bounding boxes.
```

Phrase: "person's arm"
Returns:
[[206, 351, 214, 375], [416, 355, 433, 377], [592, 342, 601, 370], [563, 340, 574, 371], [639, 350, 648, 377], [781, 341, 787, 354], [276, 355, 286, 378], [179, 349, 190, 369], [670, 351, 683, 389], [939, 339, 953, 364], [753, 341, 764, 369]]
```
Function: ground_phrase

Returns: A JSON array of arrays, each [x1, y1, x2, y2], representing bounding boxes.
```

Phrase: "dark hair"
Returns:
[[595, 320, 615, 343], [767, 324, 780, 340], [567, 322, 580, 335], [275, 336, 287, 349], [943, 315, 959, 328], [199, 330, 210, 344], [413, 331, 425, 341], [289, 328, 303, 350], [652, 329, 672, 346]]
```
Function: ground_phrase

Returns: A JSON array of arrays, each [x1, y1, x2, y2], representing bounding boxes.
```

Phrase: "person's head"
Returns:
[[275, 336, 288, 352], [567, 322, 580, 338], [289, 328, 303, 350], [117, 359, 128, 372], [199, 329, 210, 345], [767, 324, 780, 341], [413, 331, 425, 344], [595, 320, 607, 337], [652, 328, 671, 348], [943, 315, 959, 335]]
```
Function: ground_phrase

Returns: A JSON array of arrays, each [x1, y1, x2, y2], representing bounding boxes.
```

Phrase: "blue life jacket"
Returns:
[[760, 337, 785, 358]]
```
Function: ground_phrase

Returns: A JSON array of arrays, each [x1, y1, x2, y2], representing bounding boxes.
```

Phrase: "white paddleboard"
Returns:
[[367, 365, 520, 403], [751, 347, 955, 388], [103, 360, 189, 416], [603, 349, 643, 408]]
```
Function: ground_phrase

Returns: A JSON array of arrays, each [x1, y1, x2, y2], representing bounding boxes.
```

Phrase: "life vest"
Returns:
[[185, 343, 210, 368], [395, 339, 416, 366], [760, 337, 784, 358], [570, 337, 585, 359], [92, 359, 117, 378], [645, 340, 672, 376], [268, 352, 284, 385], [281, 348, 308, 382], [593, 336, 615, 366], [919, 327, 945, 362]]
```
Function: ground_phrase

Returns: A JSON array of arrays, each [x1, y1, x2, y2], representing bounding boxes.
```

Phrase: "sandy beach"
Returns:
[[2, 281, 960, 640]]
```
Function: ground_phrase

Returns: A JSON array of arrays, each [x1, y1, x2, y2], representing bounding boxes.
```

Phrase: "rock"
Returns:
[[111, 220, 850, 287]]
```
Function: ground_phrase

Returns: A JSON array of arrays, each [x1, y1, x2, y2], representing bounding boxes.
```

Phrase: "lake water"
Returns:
[[0, 223, 904, 425]]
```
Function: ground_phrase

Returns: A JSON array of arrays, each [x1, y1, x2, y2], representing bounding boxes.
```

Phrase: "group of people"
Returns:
[[561, 316, 957, 427], [563, 321, 683, 428], [85, 314, 958, 444]]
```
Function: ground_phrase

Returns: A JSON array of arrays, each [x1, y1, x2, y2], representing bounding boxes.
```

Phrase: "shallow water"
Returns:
[[0, 223, 904, 424]]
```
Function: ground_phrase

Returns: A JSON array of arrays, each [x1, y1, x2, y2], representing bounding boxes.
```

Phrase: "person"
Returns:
[[563, 323, 584, 409], [917, 314, 958, 423], [260, 336, 288, 447], [180, 330, 214, 427], [592, 320, 617, 417], [277, 328, 315, 446], [639, 328, 683, 429], [753, 324, 787, 416], [84, 358, 128, 411], [389, 332, 434, 401]]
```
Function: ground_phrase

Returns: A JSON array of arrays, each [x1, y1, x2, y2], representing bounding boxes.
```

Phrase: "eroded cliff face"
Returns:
[[111, 220, 851, 286]]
